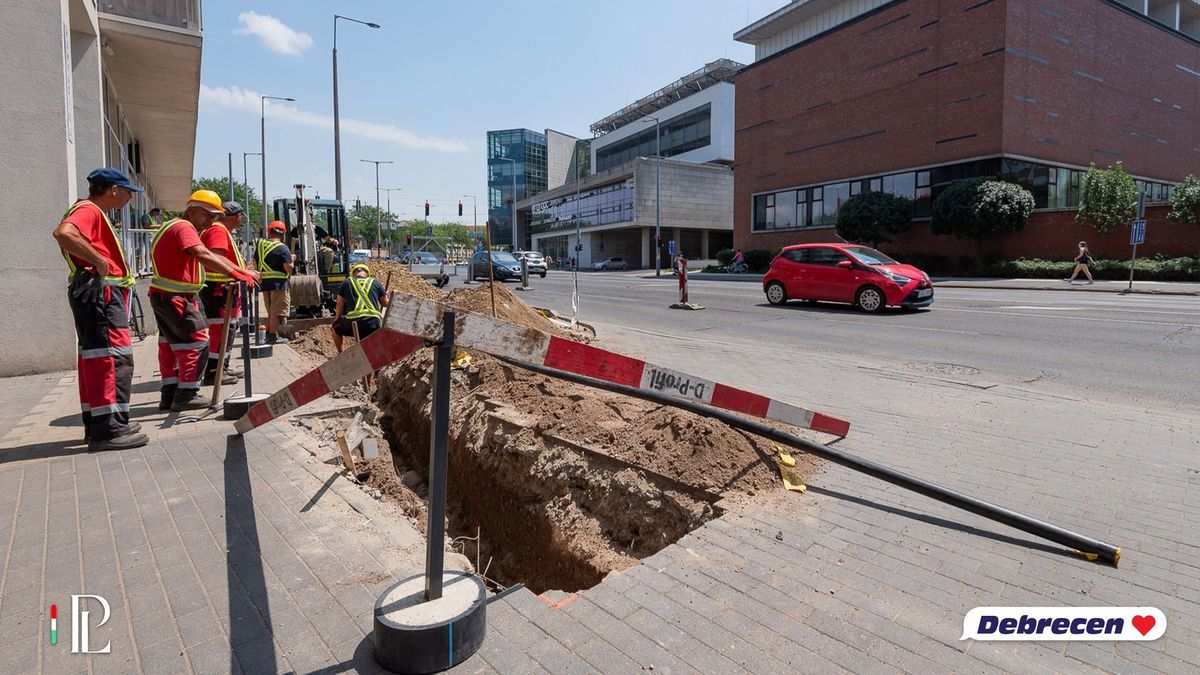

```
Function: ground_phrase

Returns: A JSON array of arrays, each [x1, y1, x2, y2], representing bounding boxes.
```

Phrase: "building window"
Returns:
[[595, 104, 712, 172], [775, 190, 797, 229]]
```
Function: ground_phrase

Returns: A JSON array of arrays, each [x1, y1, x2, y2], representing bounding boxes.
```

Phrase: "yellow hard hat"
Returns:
[[351, 262, 371, 275], [186, 189, 225, 214]]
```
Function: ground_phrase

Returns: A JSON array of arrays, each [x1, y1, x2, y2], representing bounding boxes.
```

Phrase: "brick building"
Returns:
[[732, 0, 1200, 263]]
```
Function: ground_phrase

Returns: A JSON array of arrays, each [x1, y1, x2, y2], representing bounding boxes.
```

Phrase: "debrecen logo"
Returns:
[[961, 607, 1166, 641]]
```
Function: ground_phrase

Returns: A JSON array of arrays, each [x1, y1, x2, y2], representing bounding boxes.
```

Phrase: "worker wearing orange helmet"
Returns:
[[198, 201, 249, 386], [149, 189, 260, 411], [256, 220, 294, 344]]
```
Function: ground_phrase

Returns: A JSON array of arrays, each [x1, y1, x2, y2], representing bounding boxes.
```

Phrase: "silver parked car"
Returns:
[[592, 256, 629, 271]]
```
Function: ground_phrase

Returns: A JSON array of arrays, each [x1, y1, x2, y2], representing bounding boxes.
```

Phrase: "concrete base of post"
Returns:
[[248, 344, 273, 359], [670, 302, 706, 310], [223, 393, 270, 420], [373, 571, 487, 674]]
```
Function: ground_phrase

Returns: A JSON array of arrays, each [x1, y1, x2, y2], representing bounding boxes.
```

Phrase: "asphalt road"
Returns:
[[445, 269, 1200, 411]]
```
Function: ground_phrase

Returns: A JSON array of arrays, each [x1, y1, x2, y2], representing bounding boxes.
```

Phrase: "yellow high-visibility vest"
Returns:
[[345, 276, 383, 320], [60, 200, 135, 288]]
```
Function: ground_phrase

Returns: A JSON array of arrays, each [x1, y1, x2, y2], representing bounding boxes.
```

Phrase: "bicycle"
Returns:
[[128, 284, 147, 342], [729, 261, 749, 274]]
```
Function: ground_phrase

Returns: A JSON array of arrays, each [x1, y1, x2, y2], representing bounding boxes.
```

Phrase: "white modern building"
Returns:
[[516, 60, 742, 270], [0, 0, 203, 375]]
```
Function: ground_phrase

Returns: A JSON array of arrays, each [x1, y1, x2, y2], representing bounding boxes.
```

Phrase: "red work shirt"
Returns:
[[200, 222, 243, 281], [61, 200, 128, 278], [151, 219, 204, 291]]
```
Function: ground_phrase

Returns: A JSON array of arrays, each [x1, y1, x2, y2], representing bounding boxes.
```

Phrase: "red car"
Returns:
[[763, 243, 933, 312]]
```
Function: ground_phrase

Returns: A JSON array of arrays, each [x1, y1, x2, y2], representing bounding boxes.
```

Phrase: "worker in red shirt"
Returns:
[[150, 190, 260, 411], [198, 201, 249, 386], [51, 168, 149, 452]]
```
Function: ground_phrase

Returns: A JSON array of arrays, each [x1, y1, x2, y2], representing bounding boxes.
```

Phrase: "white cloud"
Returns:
[[234, 12, 312, 56], [199, 84, 470, 153]]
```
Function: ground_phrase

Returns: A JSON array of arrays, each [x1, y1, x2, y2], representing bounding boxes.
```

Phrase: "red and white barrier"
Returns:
[[235, 295, 851, 437]]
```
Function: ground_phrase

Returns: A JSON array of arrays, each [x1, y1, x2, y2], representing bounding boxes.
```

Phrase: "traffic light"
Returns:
[[458, 201, 463, 217], [424, 201, 430, 217]]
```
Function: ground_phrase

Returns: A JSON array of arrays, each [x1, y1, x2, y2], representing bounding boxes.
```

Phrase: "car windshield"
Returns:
[[843, 246, 899, 266], [412, 252, 439, 262], [491, 252, 519, 264]]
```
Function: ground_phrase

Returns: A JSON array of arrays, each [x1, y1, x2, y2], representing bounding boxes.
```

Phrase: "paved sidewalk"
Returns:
[[0, 341, 448, 674]]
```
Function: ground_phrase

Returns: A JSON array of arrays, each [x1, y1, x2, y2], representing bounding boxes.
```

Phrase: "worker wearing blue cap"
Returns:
[[51, 168, 149, 452]]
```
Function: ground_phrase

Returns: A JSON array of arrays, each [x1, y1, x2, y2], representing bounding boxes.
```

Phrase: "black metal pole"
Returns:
[[497, 355, 1122, 566], [241, 281, 252, 396], [425, 311, 456, 600]]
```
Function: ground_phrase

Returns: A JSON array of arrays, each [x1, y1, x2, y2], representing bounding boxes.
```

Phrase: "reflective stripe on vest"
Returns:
[[345, 277, 383, 320], [60, 200, 135, 288], [150, 219, 205, 294], [256, 239, 289, 279], [205, 224, 245, 282]]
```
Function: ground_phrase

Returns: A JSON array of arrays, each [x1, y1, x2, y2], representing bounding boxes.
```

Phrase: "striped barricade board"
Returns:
[[235, 295, 850, 437]]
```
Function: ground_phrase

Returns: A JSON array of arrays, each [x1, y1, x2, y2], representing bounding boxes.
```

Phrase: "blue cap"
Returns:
[[86, 167, 143, 193]]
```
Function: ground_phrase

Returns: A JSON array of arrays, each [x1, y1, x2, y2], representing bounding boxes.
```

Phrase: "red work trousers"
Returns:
[[68, 285, 133, 440], [199, 281, 241, 372], [149, 290, 209, 396]]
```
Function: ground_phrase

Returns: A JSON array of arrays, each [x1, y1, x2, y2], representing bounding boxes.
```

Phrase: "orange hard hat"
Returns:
[[267, 220, 287, 234]]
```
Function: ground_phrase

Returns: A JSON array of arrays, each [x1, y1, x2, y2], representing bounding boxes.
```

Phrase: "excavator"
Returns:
[[271, 184, 350, 317]]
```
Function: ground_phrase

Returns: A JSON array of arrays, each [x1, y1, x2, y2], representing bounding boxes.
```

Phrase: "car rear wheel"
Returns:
[[855, 286, 885, 313], [765, 281, 788, 305], [620, 263, 628, 270]]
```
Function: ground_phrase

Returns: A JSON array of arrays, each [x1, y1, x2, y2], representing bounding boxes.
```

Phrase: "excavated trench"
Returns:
[[373, 349, 817, 594]]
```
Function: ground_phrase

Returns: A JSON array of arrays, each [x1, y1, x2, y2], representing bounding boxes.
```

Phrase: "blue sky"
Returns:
[[193, 0, 783, 224]]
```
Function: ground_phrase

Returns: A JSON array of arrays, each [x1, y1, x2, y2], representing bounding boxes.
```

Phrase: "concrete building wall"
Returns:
[[545, 129, 578, 191], [591, 83, 736, 168], [633, 158, 734, 233], [0, 0, 90, 376]]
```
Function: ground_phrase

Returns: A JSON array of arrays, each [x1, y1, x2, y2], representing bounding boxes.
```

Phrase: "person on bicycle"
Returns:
[[730, 249, 747, 273], [52, 168, 149, 452], [149, 190, 260, 412], [198, 201, 250, 386]]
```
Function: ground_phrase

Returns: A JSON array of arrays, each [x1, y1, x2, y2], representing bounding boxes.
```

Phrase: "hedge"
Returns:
[[979, 256, 1200, 281]]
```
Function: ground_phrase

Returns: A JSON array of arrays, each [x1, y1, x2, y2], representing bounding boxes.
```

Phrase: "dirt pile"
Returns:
[[369, 261, 445, 302], [444, 283, 569, 338], [376, 349, 820, 593]]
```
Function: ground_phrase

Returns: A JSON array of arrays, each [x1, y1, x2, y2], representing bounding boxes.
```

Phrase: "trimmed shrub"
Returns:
[[836, 191, 914, 247], [744, 248, 774, 272], [932, 179, 1034, 242], [715, 249, 735, 266], [1076, 162, 1138, 234], [978, 256, 1199, 281]]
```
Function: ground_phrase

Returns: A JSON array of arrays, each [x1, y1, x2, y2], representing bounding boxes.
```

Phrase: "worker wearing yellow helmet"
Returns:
[[148, 189, 262, 411], [330, 261, 389, 353]]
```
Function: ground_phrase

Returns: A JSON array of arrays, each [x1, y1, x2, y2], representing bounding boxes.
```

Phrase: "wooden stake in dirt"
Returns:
[[351, 321, 371, 393], [484, 222, 496, 317], [335, 411, 364, 474], [208, 286, 237, 407]]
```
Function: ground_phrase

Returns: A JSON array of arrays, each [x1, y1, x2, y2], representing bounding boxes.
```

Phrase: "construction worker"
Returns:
[[198, 201, 249, 386], [51, 168, 149, 451], [256, 221, 294, 344], [150, 190, 259, 411], [330, 262, 389, 353]]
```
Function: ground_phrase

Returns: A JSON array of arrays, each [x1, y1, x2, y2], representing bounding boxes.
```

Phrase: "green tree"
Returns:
[[191, 176, 265, 229], [836, 191, 914, 247], [1167, 175, 1200, 260], [347, 204, 398, 248], [932, 178, 1034, 243], [1076, 162, 1138, 234]]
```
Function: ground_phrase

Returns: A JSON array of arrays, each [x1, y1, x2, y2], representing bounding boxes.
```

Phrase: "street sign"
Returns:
[[668, 240, 676, 255], [1130, 219, 1146, 246], [425, 226, 433, 236]]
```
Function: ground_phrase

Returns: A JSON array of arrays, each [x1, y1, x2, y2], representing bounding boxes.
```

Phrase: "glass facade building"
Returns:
[[487, 129, 548, 249], [594, 104, 713, 173]]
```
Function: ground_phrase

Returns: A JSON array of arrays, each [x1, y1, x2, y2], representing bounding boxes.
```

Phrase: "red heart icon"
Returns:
[[1131, 615, 1155, 636]]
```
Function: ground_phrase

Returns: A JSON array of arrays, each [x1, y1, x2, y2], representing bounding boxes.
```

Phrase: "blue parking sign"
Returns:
[[668, 240, 676, 255], [1131, 219, 1146, 246]]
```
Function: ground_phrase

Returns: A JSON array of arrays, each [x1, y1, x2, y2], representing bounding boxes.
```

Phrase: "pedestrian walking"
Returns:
[[330, 262, 389, 353], [256, 221, 294, 344], [1065, 241, 1095, 284], [150, 190, 260, 411], [52, 167, 149, 451], [198, 201, 248, 386]]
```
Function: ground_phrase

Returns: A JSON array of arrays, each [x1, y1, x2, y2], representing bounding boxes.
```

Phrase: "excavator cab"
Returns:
[[272, 186, 350, 316]]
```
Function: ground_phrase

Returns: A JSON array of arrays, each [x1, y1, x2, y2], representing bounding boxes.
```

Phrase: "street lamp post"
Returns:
[[333, 14, 380, 203], [383, 187, 402, 240], [642, 115, 662, 276], [461, 194, 477, 239], [242, 151, 262, 257], [494, 157, 517, 250], [261, 95, 295, 230], [360, 159, 393, 255]]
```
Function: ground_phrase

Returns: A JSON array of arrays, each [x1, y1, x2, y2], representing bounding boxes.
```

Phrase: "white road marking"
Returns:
[[937, 307, 1200, 328]]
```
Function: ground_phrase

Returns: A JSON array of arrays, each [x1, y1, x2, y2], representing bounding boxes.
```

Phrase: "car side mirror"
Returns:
[[837, 260, 853, 269]]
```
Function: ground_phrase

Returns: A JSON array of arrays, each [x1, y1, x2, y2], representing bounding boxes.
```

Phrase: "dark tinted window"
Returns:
[[782, 249, 811, 263], [808, 247, 849, 266]]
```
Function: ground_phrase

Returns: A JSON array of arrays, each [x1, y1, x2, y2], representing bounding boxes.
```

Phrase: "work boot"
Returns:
[[225, 365, 244, 377], [203, 371, 238, 386], [170, 389, 210, 412], [159, 385, 177, 411], [267, 332, 288, 345], [88, 432, 149, 453], [115, 421, 142, 436]]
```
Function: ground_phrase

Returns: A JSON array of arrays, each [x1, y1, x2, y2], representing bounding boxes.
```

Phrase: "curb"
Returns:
[[931, 281, 1200, 296]]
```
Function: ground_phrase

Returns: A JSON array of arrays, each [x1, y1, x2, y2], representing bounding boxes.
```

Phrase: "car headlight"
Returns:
[[882, 270, 912, 285]]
